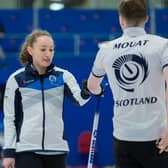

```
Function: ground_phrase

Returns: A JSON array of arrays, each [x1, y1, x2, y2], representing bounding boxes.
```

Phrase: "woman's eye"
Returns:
[[41, 49, 46, 52], [40, 48, 54, 52], [50, 49, 54, 52]]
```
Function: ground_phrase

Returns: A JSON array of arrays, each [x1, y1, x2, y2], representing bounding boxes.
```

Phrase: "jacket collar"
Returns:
[[123, 27, 146, 37], [25, 63, 55, 76]]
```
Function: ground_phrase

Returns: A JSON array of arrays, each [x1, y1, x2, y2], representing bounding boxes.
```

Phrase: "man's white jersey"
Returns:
[[92, 27, 168, 141]]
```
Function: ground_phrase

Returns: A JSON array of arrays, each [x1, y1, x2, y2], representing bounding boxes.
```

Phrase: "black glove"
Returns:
[[81, 80, 91, 99]]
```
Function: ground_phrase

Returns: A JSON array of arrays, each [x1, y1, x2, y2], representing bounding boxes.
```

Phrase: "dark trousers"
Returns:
[[15, 152, 67, 168], [113, 137, 168, 168]]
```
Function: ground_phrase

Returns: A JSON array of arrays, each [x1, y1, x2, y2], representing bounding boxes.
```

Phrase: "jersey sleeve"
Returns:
[[3, 74, 18, 157], [161, 40, 168, 69], [63, 70, 90, 106], [92, 48, 106, 77]]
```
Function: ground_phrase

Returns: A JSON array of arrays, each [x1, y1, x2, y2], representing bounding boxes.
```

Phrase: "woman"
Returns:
[[3, 30, 91, 168]]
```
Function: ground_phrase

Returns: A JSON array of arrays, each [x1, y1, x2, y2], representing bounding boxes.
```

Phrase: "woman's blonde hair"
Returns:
[[19, 29, 53, 66]]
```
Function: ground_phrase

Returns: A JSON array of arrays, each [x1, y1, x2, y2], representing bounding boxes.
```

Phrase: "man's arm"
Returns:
[[87, 73, 104, 95], [163, 66, 168, 126], [157, 66, 168, 153]]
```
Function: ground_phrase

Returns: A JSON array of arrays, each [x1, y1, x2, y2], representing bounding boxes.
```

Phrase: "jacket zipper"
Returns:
[[40, 76, 45, 150]]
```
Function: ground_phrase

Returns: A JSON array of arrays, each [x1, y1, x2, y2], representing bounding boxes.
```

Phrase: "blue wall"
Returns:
[[0, 9, 167, 35], [0, 9, 168, 55]]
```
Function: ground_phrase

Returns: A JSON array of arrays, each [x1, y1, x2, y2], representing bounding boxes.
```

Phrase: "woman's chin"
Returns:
[[43, 62, 51, 67]]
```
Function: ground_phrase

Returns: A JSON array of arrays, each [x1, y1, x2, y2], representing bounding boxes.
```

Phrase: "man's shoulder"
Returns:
[[147, 33, 167, 41], [98, 37, 122, 49]]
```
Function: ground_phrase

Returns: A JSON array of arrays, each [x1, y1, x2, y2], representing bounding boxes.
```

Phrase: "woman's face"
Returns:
[[28, 35, 54, 74]]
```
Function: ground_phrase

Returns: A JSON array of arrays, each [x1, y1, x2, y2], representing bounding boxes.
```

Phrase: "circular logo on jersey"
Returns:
[[49, 75, 57, 85], [112, 54, 149, 92]]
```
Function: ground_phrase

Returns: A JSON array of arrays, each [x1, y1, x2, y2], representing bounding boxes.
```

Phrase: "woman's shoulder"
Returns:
[[53, 66, 71, 74], [53, 66, 75, 79], [8, 67, 25, 79]]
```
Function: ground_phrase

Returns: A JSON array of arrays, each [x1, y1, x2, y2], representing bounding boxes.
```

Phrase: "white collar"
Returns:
[[123, 27, 146, 37]]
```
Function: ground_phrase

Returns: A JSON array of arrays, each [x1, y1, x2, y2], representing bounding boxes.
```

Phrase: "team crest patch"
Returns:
[[49, 75, 57, 85]]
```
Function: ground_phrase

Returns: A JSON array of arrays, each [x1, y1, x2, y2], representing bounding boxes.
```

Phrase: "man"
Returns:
[[87, 0, 168, 168]]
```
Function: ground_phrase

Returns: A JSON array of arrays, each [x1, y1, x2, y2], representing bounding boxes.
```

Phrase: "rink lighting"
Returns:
[[49, 3, 64, 10]]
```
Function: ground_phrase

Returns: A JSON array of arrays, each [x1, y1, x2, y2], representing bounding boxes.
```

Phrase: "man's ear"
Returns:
[[119, 15, 125, 29], [145, 15, 149, 24]]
